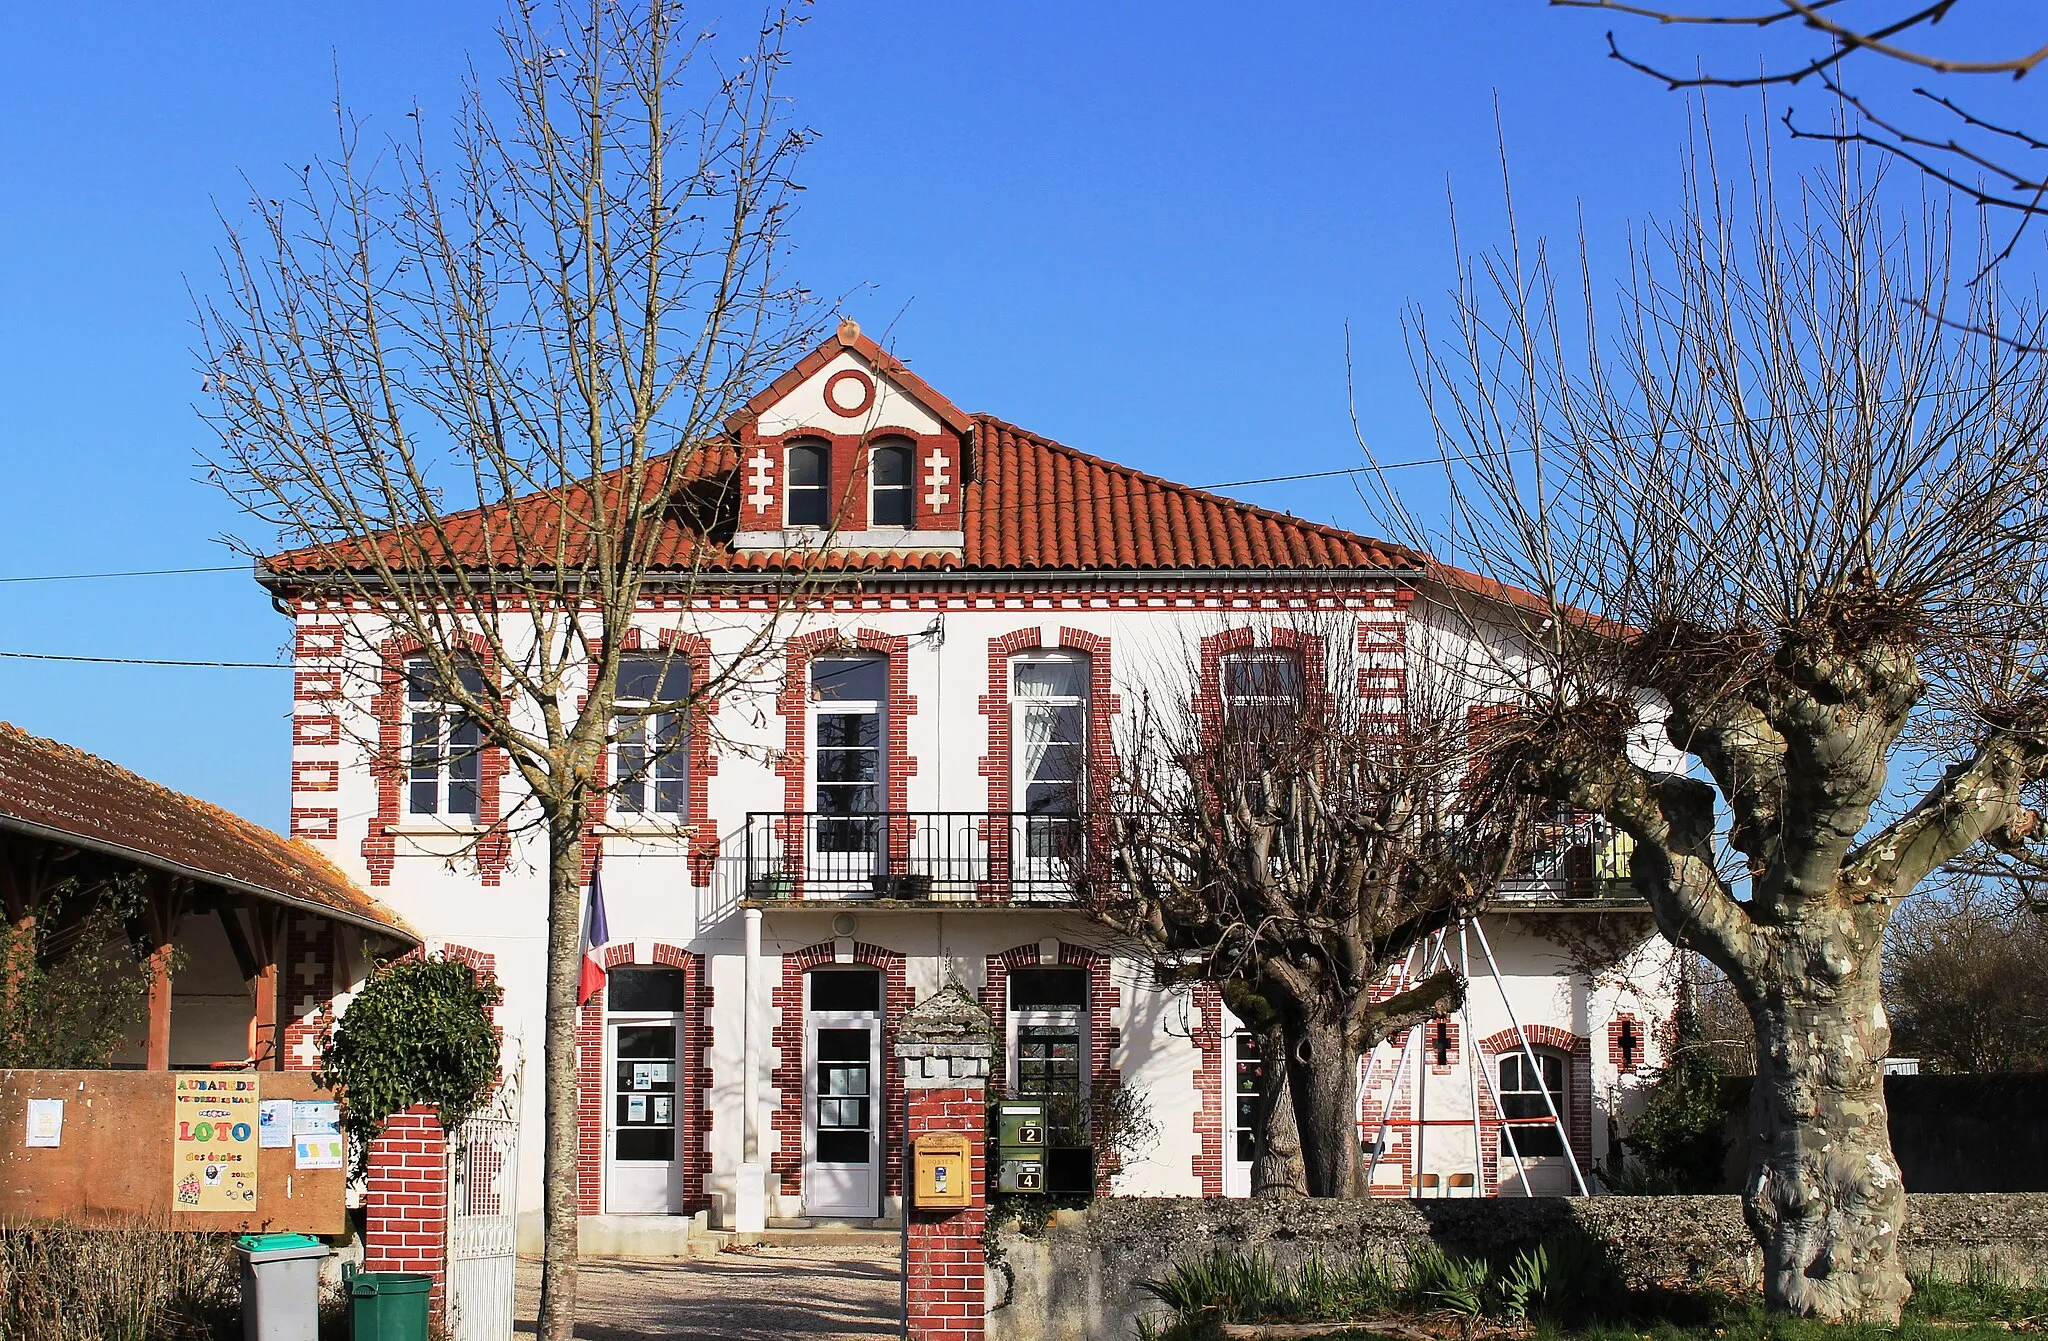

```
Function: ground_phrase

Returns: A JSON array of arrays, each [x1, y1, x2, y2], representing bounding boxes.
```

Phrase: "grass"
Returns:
[[0, 1224, 241, 1341], [1138, 1248, 2048, 1341]]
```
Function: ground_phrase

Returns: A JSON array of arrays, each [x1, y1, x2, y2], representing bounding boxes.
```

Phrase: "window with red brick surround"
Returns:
[[770, 942, 912, 1199], [361, 632, 509, 888], [579, 629, 719, 887], [977, 628, 1118, 899], [979, 943, 1123, 1188], [575, 943, 711, 1216], [774, 629, 916, 889]]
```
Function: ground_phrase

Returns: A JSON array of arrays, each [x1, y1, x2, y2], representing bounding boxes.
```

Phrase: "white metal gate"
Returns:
[[447, 1068, 521, 1341]]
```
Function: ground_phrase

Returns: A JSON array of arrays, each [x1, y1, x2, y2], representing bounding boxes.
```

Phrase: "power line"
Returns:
[[0, 563, 245, 585], [0, 650, 287, 670]]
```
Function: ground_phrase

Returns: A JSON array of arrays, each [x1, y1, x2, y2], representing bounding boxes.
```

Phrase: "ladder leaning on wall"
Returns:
[[1360, 917, 1591, 1198]]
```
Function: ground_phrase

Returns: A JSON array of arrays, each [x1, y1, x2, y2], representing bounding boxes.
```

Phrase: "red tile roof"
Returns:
[[264, 412, 1422, 581], [0, 722, 414, 939]]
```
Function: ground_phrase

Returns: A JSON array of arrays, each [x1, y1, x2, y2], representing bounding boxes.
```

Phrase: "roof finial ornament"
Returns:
[[837, 315, 861, 343]]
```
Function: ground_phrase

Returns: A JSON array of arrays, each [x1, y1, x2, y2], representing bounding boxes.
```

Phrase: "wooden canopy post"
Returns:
[[141, 876, 186, 1071], [218, 903, 283, 1068]]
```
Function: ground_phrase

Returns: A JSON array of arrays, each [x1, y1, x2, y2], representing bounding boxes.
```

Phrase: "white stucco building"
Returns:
[[258, 322, 1672, 1242]]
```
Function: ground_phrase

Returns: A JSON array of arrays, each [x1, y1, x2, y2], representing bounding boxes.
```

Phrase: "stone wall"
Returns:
[[986, 1195, 2048, 1341]]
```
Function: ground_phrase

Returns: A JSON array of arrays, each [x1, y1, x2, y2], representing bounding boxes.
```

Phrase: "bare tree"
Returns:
[[1886, 875, 2048, 1072], [1081, 618, 1538, 1198], [1391, 144, 2048, 1319], [1547, 1, 2048, 258], [196, 5, 819, 1337]]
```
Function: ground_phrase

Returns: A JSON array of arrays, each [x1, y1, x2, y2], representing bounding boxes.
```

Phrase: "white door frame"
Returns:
[[802, 1008, 883, 1219], [808, 655, 888, 882], [1224, 1022, 1257, 1199], [603, 1010, 684, 1214]]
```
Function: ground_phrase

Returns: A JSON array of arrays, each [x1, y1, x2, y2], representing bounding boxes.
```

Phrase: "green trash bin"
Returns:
[[346, 1266, 433, 1341]]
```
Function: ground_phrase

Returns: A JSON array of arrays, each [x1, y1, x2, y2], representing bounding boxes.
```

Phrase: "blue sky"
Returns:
[[0, 3, 2015, 828]]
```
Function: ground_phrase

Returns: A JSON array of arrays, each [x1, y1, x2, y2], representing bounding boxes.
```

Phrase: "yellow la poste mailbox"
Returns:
[[912, 1132, 974, 1210]]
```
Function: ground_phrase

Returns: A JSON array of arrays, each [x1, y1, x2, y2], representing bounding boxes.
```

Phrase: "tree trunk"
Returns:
[[1743, 952, 1909, 1324], [1252, 1024, 1307, 1198], [1288, 1014, 1360, 1198], [536, 807, 586, 1341]]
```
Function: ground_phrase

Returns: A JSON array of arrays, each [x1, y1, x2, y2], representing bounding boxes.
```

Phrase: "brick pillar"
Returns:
[[363, 1104, 450, 1317], [894, 985, 994, 1341]]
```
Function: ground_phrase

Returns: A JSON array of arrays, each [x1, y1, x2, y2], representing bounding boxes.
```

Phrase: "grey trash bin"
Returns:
[[238, 1233, 331, 1341]]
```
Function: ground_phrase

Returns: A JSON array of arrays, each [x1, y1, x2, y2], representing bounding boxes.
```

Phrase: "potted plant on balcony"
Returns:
[[749, 872, 795, 900]]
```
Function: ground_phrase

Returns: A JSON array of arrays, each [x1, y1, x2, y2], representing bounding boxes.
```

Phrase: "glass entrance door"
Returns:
[[604, 967, 685, 1214], [1226, 1030, 1263, 1198], [803, 969, 882, 1219]]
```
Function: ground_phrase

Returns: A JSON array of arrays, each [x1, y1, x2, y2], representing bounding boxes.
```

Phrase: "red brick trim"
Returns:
[[824, 368, 875, 418], [580, 630, 720, 887], [770, 942, 912, 1203], [360, 631, 509, 888], [575, 943, 709, 1215], [773, 630, 917, 892], [1609, 1013, 1646, 1074], [290, 809, 339, 841], [1426, 1016, 1461, 1075], [1474, 1025, 1594, 1191], [980, 942, 1122, 1189], [281, 915, 338, 1072], [976, 627, 1120, 899], [1190, 980, 1225, 1197]]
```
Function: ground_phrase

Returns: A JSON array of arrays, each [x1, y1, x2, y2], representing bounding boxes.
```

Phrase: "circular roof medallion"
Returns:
[[824, 369, 875, 418]]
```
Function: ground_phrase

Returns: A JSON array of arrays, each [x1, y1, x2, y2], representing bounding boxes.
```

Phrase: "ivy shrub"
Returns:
[[316, 954, 502, 1175], [1603, 991, 1733, 1194]]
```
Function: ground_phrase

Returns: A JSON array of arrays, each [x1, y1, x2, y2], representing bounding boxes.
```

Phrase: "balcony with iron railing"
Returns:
[[732, 811, 1091, 904], [708, 806, 1643, 912]]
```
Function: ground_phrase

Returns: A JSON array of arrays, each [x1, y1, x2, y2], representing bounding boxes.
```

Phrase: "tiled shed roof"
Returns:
[[0, 722, 414, 938], [264, 412, 1422, 581]]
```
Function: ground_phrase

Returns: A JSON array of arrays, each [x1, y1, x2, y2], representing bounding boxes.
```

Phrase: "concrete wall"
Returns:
[[987, 1195, 2048, 1341]]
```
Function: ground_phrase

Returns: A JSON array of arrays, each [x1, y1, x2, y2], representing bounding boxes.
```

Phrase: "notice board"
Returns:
[[0, 1070, 346, 1233]]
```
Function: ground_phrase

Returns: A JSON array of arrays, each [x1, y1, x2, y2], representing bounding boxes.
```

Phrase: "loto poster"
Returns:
[[173, 1075, 259, 1211]]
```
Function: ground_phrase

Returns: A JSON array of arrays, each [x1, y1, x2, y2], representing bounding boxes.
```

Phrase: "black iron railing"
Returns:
[[741, 811, 1087, 901]]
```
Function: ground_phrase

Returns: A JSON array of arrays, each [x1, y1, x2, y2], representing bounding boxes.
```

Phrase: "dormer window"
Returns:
[[869, 440, 913, 529], [786, 441, 830, 528]]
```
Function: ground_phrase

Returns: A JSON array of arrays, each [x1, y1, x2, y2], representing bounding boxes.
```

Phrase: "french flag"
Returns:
[[577, 859, 612, 1005]]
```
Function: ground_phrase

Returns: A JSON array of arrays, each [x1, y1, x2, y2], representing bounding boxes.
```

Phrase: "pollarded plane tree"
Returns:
[[1080, 617, 1539, 1199], [196, 5, 823, 1338], [1392, 149, 2048, 1320]]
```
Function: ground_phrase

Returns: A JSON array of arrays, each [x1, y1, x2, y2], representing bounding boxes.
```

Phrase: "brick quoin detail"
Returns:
[[281, 915, 338, 1072], [774, 630, 916, 890], [363, 1104, 451, 1318], [1609, 1013, 1646, 1073], [772, 942, 912, 1200], [905, 1087, 988, 1341], [1427, 1016, 1461, 1075], [979, 942, 1122, 1188], [576, 944, 710, 1215], [579, 629, 721, 887], [1476, 1026, 1594, 1193], [289, 808, 339, 841], [1190, 980, 1225, 1197], [977, 627, 1119, 899], [360, 631, 510, 888]]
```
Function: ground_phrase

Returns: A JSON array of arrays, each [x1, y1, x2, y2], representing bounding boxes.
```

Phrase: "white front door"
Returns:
[[803, 1013, 882, 1218], [1225, 1029, 1262, 1198], [606, 1019, 683, 1212]]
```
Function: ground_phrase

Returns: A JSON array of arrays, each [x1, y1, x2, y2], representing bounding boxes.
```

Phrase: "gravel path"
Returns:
[[514, 1246, 902, 1340]]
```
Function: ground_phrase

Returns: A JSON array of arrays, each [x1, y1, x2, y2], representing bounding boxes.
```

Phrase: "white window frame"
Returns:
[[1010, 652, 1089, 877], [785, 440, 831, 529], [1005, 967, 1090, 1101], [611, 652, 691, 826], [868, 439, 915, 529], [1219, 648, 1306, 719], [809, 653, 888, 869], [405, 655, 485, 821]]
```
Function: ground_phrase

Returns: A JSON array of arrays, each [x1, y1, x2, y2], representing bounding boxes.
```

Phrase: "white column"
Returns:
[[735, 905, 767, 1233]]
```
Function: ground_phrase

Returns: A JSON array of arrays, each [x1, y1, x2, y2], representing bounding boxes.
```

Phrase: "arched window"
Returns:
[[406, 655, 486, 818], [868, 440, 914, 528], [613, 652, 690, 819], [1497, 1048, 1569, 1159], [786, 440, 830, 528]]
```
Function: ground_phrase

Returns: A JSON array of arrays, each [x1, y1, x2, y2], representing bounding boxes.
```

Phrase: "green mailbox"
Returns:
[[997, 1101, 1045, 1152], [996, 1101, 1046, 1195]]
